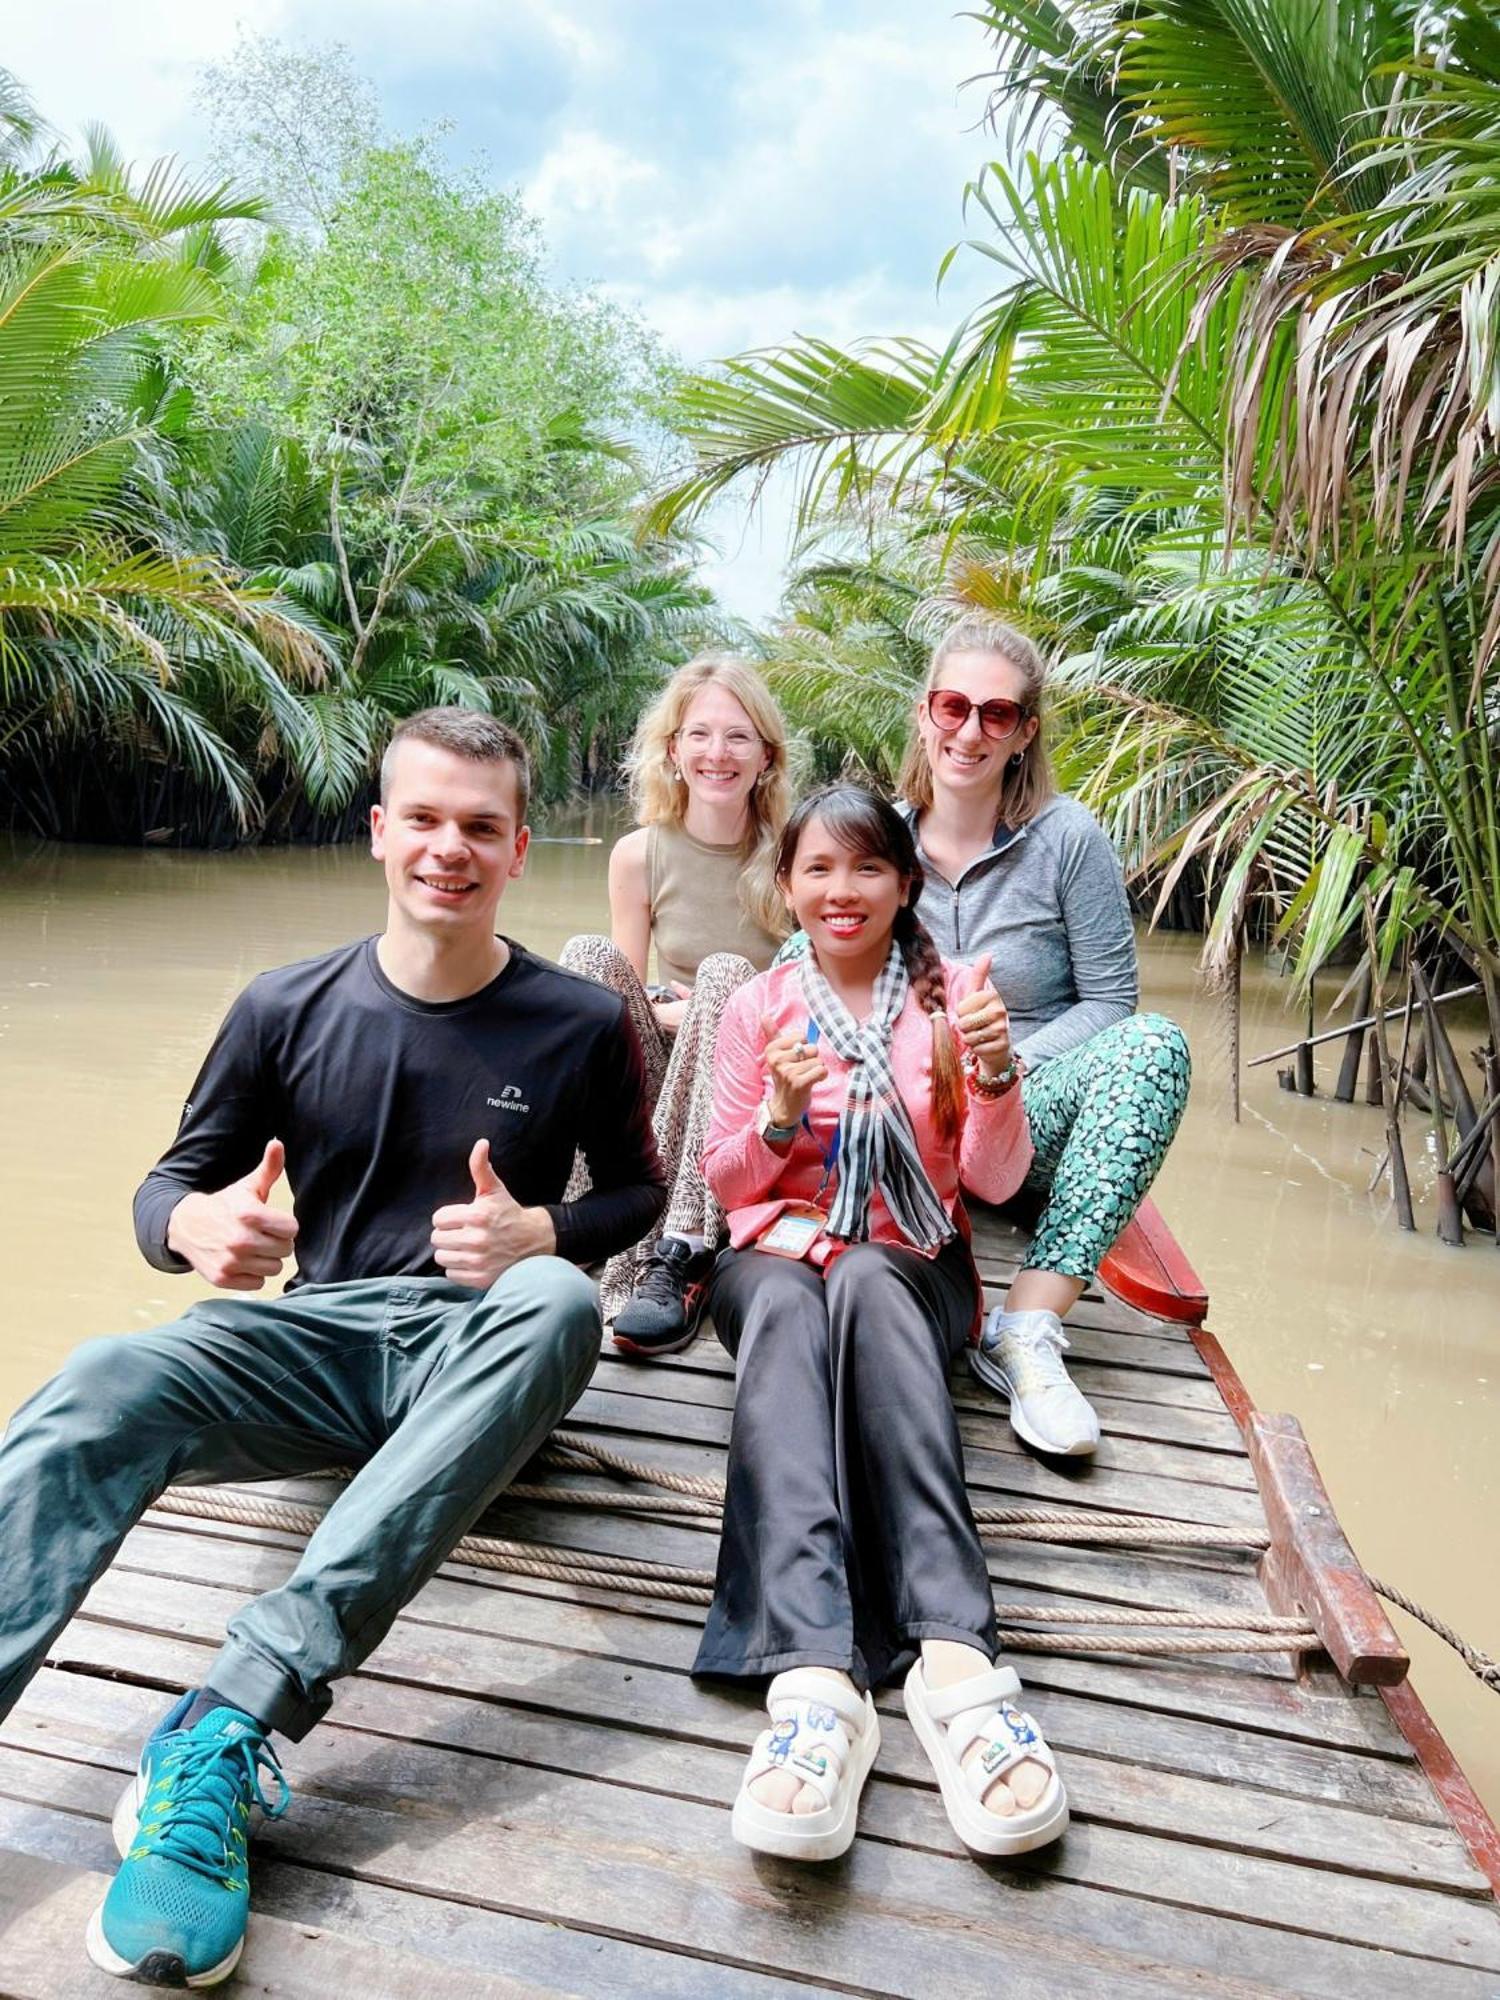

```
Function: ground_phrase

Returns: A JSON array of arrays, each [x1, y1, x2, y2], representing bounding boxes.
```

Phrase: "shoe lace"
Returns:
[[989, 1313, 1071, 1395], [636, 1243, 690, 1305], [131, 1731, 290, 1885]]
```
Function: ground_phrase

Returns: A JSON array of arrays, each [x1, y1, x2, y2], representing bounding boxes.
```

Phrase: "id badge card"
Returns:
[[758, 1203, 827, 1260]]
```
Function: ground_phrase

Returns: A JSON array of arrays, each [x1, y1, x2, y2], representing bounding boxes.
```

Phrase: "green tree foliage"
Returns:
[[0, 98, 336, 840], [651, 1, 1500, 1045], [1, 45, 713, 843]]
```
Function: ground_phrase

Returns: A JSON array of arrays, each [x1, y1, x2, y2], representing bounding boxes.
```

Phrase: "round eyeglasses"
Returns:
[[927, 689, 1028, 739]]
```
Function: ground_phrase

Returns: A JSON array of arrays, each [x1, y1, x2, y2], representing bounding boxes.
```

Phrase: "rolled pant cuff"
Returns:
[[896, 1620, 996, 1654], [693, 1646, 867, 1690], [205, 1637, 329, 1742]]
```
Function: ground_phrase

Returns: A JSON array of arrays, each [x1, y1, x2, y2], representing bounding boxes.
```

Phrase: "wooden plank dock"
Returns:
[[2, 1207, 1498, 1998]]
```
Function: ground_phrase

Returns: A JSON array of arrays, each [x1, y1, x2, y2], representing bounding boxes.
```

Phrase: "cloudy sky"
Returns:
[[8, 2, 1009, 618]]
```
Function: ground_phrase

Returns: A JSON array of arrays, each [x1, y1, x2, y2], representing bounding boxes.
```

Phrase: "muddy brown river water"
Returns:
[[2, 810, 1496, 1815]]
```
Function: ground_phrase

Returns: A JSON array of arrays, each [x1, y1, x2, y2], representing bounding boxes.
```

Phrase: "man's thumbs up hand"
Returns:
[[249, 1137, 286, 1204], [165, 1137, 299, 1292], [469, 1137, 502, 1197], [432, 1139, 555, 1289]]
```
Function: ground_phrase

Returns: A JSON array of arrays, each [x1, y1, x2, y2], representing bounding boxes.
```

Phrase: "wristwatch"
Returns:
[[756, 1100, 801, 1145]]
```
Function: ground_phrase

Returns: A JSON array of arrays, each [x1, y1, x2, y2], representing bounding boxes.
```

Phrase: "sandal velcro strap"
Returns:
[[742, 1709, 850, 1812], [917, 1663, 1022, 1727], [960, 1706, 1057, 1803], [765, 1670, 870, 1735]]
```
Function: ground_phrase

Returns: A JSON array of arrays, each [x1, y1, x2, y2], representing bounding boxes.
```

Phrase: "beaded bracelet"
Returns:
[[963, 1050, 1024, 1097]]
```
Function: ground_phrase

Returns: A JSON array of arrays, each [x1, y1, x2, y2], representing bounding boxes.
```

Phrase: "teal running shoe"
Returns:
[[84, 1692, 289, 1987]]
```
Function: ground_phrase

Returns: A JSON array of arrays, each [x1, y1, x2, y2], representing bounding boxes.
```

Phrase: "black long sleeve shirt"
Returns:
[[133, 937, 666, 1284]]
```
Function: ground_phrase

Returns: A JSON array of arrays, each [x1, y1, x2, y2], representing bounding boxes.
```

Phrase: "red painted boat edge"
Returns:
[[1099, 1198, 1210, 1325], [1381, 1678, 1500, 1897], [1189, 1321, 1500, 1897]]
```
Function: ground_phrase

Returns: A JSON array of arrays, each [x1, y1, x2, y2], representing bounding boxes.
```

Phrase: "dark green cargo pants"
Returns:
[[0, 1259, 599, 1737]]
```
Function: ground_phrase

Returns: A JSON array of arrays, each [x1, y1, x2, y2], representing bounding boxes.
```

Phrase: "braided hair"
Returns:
[[775, 785, 966, 1146], [894, 902, 965, 1146]]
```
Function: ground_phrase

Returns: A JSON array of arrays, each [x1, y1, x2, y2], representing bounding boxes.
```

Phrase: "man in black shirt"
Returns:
[[0, 709, 665, 1988]]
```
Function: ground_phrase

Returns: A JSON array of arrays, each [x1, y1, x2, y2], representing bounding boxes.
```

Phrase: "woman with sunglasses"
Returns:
[[698, 784, 1068, 1863], [898, 611, 1191, 1455], [561, 654, 793, 1345]]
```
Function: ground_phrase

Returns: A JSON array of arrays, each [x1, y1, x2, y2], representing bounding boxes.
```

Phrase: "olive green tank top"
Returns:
[[647, 821, 782, 986]]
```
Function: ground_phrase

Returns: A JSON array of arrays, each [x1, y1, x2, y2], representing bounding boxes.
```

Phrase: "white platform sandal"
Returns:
[[731, 1670, 881, 1862], [903, 1659, 1069, 1856]]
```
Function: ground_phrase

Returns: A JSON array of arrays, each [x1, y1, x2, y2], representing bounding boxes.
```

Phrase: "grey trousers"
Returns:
[[693, 1236, 996, 1691], [0, 1260, 599, 1738]]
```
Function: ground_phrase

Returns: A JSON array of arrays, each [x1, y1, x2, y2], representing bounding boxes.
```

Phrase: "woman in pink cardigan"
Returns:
[[694, 785, 1070, 1866]]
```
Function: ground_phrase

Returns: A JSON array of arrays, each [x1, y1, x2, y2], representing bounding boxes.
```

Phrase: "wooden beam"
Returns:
[[1247, 1412, 1409, 1687], [1247, 983, 1479, 1067]]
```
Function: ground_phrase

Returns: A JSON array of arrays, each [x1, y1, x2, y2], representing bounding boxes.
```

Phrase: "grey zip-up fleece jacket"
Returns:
[[899, 795, 1137, 1068]]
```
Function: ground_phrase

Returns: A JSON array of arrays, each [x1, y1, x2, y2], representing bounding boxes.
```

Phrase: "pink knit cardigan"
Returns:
[[702, 957, 1032, 1262]]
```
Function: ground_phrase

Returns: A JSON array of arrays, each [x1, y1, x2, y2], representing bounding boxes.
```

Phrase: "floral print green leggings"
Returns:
[[1020, 1012, 1192, 1278]]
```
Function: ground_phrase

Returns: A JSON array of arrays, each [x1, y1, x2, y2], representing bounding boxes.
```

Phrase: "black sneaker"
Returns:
[[612, 1237, 709, 1356]]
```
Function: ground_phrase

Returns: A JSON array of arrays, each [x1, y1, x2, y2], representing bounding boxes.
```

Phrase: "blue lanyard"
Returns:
[[800, 1019, 841, 1197]]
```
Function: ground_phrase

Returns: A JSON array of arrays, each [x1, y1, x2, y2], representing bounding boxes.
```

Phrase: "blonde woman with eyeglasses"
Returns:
[[562, 654, 793, 1346]]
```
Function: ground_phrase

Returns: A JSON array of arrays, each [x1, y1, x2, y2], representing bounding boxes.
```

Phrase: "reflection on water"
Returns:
[[1, 815, 1496, 1818]]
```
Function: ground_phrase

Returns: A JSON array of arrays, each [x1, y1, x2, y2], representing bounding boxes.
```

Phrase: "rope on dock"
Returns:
[[542, 1435, 1271, 1549], [545, 1433, 722, 1497], [151, 1438, 1499, 1679], [146, 1480, 1316, 1655]]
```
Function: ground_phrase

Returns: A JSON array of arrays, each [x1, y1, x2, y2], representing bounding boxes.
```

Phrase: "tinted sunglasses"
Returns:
[[926, 688, 1028, 739]]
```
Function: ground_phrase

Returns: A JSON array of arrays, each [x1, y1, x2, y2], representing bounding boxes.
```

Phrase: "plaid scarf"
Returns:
[[798, 941, 956, 1252]]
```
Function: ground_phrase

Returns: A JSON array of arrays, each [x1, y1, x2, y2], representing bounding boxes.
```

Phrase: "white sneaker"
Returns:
[[970, 1308, 1100, 1457]]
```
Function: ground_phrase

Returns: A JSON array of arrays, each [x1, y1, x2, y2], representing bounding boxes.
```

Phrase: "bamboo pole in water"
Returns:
[[1486, 1050, 1500, 1246], [1366, 909, 1416, 1231], [1246, 982, 1479, 1066], [1227, 923, 1242, 1124], [1483, 964, 1500, 1250], [1427, 992, 1478, 1139], [1452, 1089, 1499, 1202], [1413, 962, 1464, 1246], [1364, 1018, 1384, 1105], [1293, 981, 1316, 1094], [1334, 963, 1373, 1103]]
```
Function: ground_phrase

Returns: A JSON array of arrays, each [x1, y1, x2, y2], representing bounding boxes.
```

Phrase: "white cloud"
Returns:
[[6, 0, 270, 161], [526, 131, 671, 260]]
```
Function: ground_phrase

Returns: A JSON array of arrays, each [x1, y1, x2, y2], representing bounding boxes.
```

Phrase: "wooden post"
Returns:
[[1427, 993, 1478, 1138], [1453, 1087, 1499, 1206], [1364, 1024, 1384, 1105], [1249, 1412, 1409, 1686], [1405, 1030, 1433, 1114], [1227, 924, 1242, 1124], [1367, 916, 1416, 1231], [1295, 981, 1316, 1094], [1414, 962, 1464, 1247], [1334, 964, 1372, 1103], [1451, 1070, 1497, 1230]]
